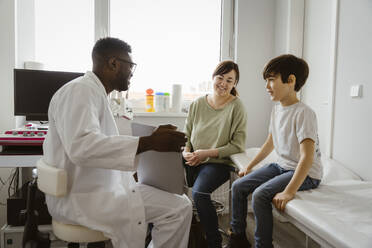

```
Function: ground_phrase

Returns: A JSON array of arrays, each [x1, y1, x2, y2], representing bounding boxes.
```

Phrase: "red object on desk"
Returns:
[[0, 130, 46, 146]]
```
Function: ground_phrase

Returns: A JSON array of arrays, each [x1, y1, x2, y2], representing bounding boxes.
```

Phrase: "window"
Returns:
[[34, 0, 234, 112], [34, 0, 94, 72], [110, 0, 222, 106]]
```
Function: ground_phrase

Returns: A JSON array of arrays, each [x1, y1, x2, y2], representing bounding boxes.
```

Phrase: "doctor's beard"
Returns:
[[114, 69, 130, 92]]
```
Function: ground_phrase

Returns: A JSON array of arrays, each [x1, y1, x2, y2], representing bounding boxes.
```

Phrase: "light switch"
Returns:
[[350, 85, 362, 98]]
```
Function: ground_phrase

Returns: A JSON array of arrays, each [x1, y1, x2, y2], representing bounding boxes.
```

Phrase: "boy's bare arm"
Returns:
[[239, 133, 274, 177], [272, 138, 315, 211]]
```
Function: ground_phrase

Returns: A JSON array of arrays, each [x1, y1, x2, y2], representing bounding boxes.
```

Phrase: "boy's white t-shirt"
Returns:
[[269, 102, 323, 180]]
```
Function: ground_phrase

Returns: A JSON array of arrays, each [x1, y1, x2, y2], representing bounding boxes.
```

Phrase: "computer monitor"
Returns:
[[14, 69, 84, 121]]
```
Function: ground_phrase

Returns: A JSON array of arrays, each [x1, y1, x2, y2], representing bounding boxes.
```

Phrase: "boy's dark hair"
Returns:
[[92, 37, 132, 60], [263, 54, 309, 92], [212, 60, 240, 96]]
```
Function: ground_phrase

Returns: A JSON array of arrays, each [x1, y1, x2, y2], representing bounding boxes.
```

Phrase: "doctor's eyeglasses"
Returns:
[[116, 57, 137, 74]]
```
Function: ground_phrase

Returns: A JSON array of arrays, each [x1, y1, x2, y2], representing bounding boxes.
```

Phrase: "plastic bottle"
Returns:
[[155, 92, 164, 112], [145, 88, 155, 112], [163, 93, 170, 112]]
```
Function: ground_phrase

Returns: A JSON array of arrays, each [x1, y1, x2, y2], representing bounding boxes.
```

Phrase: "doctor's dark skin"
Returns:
[[93, 51, 187, 154]]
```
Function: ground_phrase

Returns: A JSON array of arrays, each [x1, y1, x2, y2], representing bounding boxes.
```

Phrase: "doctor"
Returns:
[[43, 37, 192, 248]]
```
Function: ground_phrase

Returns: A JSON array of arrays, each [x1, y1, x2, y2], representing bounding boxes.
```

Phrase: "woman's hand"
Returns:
[[182, 151, 194, 162], [184, 149, 209, 166], [183, 151, 200, 166], [193, 150, 209, 162]]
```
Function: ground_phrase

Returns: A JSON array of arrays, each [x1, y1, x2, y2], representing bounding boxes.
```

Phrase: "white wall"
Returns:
[[302, 0, 334, 156], [0, 0, 35, 131], [238, 0, 306, 148], [300, 0, 371, 181], [332, 0, 372, 180], [274, 0, 290, 56], [274, 0, 304, 57], [0, 0, 35, 228], [235, 0, 275, 147], [16, 0, 35, 68], [0, 0, 16, 131], [0, 0, 17, 228]]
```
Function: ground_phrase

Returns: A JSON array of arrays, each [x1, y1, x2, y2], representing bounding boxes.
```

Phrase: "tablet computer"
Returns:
[[131, 122, 185, 195]]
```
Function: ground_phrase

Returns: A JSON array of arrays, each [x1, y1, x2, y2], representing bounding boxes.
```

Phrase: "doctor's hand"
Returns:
[[157, 124, 178, 131], [272, 191, 295, 212], [137, 128, 187, 154]]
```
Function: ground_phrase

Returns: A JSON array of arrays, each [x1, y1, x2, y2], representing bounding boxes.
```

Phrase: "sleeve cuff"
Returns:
[[120, 136, 140, 170], [298, 135, 316, 144]]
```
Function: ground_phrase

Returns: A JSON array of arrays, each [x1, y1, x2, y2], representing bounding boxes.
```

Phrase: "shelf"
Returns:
[[134, 112, 187, 118]]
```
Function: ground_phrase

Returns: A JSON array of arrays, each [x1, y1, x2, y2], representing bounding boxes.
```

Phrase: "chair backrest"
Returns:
[[37, 158, 67, 197]]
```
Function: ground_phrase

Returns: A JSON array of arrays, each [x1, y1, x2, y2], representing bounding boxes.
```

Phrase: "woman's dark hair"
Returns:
[[212, 60, 240, 96], [262, 54, 309, 92]]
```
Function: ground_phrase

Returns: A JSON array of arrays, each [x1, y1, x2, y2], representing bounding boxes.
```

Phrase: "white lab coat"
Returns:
[[43, 71, 192, 248]]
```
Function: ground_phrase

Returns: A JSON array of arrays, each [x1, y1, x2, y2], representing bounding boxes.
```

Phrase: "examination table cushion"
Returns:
[[230, 148, 372, 248]]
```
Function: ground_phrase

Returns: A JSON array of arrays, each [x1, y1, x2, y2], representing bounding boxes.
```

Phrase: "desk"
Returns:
[[0, 155, 41, 168]]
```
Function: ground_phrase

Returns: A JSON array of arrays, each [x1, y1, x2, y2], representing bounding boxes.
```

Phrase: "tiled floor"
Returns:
[[219, 213, 320, 248], [51, 213, 321, 248]]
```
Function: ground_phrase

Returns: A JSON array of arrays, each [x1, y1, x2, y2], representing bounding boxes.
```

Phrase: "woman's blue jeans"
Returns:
[[192, 163, 232, 248], [230, 163, 320, 248]]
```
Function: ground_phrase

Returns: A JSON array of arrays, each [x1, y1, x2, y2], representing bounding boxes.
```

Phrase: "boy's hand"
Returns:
[[272, 191, 295, 211], [238, 168, 252, 177]]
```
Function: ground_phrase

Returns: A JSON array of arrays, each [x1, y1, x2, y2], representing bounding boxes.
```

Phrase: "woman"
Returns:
[[183, 61, 247, 248]]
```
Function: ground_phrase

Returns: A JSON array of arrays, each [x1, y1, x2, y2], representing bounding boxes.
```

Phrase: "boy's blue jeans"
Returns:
[[230, 163, 320, 248], [192, 163, 232, 248]]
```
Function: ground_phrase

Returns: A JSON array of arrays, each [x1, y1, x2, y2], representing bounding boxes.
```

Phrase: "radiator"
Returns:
[[187, 172, 237, 215]]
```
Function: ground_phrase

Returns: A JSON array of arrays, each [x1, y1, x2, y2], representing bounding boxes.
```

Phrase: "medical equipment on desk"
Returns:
[[154, 92, 170, 112], [145, 88, 155, 112], [163, 93, 170, 112], [155, 92, 164, 112], [109, 92, 134, 120], [0, 126, 48, 146]]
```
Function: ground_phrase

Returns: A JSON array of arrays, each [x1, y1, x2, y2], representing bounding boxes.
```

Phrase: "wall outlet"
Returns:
[[350, 85, 362, 98]]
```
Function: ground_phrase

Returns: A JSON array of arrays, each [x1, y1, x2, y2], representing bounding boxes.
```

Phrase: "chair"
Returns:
[[186, 167, 237, 247], [36, 159, 109, 247]]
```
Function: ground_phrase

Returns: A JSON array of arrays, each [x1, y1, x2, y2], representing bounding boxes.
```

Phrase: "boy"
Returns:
[[226, 54, 322, 248]]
